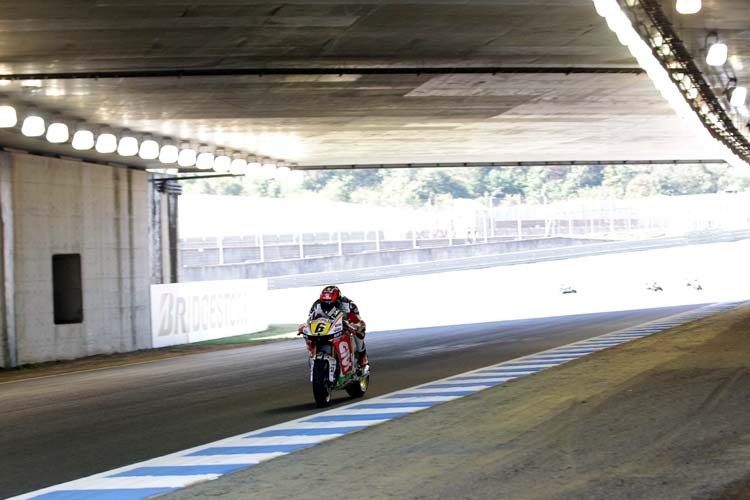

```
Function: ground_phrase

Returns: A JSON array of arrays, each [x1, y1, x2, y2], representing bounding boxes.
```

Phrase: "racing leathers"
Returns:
[[308, 296, 368, 367]]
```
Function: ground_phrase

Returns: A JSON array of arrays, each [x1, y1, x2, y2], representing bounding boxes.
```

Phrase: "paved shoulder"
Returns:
[[161, 303, 750, 500]]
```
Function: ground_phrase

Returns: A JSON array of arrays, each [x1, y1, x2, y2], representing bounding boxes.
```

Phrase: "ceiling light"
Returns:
[[117, 134, 139, 156], [676, 0, 701, 14], [196, 150, 214, 170], [230, 154, 248, 174], [21, 112, 45, 137], [260, 159, 277, 179], [95, 131, 117, 154], [213, 151, 231, 172], [730, 86, 747, 107], [246, 155, 261, 169], [0, 104, 17, 127], [178, 144, 197, 167], [139, 137, 160, 160], [275, 163, 291, 178], [159, 143, 179, 164], [71, 127, 95, 150], [706, 41, 728, 66], [45, 120, 69, 143], [21, 80, 42, 88]]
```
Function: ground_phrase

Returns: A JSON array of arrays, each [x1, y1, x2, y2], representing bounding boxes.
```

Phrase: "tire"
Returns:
[[312, 359, 333, 407], [345, 372, 370, 398]]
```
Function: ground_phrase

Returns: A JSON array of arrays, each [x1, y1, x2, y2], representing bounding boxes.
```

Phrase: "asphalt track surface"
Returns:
[[0, 304, 704, 498]]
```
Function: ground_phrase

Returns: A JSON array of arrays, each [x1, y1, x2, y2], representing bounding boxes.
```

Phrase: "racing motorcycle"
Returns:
[[299, 312, 370, 407]]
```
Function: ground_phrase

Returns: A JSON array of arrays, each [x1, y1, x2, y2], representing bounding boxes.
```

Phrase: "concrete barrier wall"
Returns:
[[181, 237, 603, 282], [6, 153, 151, 366]]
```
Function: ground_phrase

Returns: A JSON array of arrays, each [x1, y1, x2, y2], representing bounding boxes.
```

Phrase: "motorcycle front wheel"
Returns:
[[312, 359, 333, 407]]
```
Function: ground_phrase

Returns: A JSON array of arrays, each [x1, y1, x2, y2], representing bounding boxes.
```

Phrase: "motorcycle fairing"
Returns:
[[310, 352, 337, 383], [332, 335, 354, 376]]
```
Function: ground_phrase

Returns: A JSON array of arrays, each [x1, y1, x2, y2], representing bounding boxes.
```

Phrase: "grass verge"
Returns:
[[191, 324, 300, 345]]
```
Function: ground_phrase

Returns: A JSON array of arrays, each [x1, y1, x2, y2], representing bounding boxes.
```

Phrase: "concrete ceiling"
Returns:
[[0, 1, 741, 169]]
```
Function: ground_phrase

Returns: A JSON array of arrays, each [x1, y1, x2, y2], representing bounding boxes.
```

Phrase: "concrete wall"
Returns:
[[182, 236, 604, 282], [5, 153, 151, 366]]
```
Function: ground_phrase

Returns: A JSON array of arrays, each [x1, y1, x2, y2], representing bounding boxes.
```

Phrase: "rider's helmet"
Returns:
[[320, 285, 341, 303]]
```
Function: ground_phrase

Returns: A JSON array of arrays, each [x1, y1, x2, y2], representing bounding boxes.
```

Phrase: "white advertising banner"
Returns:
[[150, 279, 269, 348]]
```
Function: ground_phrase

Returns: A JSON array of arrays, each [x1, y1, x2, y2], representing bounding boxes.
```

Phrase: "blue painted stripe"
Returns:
[[384, 391, 476, 398], [349, 402, 435, 409], [497, 363, 559, 369], [547, 349, 598, 355], [450, 375, 513, 381], [421, 382, 502, 389], [250, 426, 365, 437], [534, 352, 584, 357], [512, 360, 565, 365], [483, 367, 544, 373], [306, 412, 409, 422], [110, 464, 251, 477], [188, 443, 313, 456], [30, 489, 177, 500]]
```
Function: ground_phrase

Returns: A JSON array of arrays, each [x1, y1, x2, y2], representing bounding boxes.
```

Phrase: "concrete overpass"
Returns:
[[0, 0, 748, 367]]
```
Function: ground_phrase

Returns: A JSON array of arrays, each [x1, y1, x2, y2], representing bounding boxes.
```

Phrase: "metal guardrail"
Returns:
[[266, 229, 750, 290]]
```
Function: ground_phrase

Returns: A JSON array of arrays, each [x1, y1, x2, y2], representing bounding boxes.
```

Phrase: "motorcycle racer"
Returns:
[[306, 285, 368, 368]]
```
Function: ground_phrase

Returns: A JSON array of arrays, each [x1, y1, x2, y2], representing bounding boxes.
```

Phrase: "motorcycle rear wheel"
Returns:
[[312, 359, 333, 407], [345, 373, 370, 398]]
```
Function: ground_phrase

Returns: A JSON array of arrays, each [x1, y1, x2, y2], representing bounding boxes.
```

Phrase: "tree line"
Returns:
[[182, 163, 750, 207]]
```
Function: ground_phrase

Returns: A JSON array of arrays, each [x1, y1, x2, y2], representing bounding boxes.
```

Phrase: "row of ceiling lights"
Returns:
[[674, 0, 747, 107], [594, 0, 749, 168], [0, 101, 293, 176]]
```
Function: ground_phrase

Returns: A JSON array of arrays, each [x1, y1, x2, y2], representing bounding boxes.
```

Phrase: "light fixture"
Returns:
[[0, 103, 17, 128], [72, 124, 94, 150], [117, 133, 139, 156], [20, 80, 42, 88], [139, 136, 160, 160], [706, 33, 728, 66], [260, 158, 277, 178], [230, 153, 247, 174], [45, 118, 69, 143], [95, 129, 117, 154], [178, 143, 197, 167], [196, 146, 214, 170], [213, 150, 231, 172], [159, 142, 179, 164], [246, 155, 261, 169], [21, 110, 45, 137], [730, 86, 747, 107], [676, 0, 701, 14], [275, 161, 291, 178]]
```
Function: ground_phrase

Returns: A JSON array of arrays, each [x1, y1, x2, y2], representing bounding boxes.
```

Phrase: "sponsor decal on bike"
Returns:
[[335, 337, 352, 375]]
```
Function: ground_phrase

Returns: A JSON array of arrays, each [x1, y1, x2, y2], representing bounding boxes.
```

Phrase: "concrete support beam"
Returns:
[[0, 153, 15, 368]]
